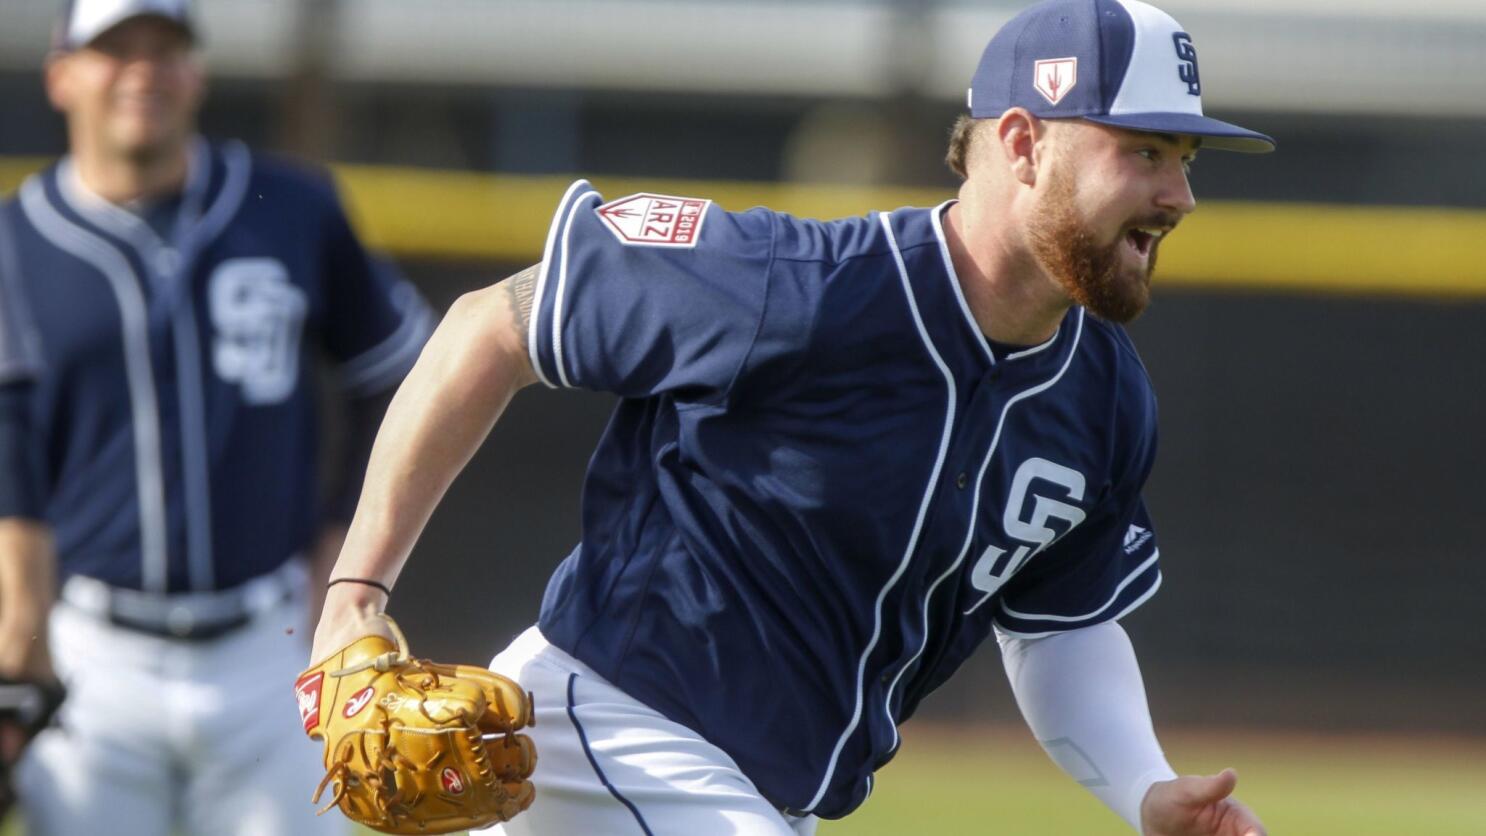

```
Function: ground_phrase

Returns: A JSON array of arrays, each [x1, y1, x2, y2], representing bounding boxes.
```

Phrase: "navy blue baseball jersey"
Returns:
[[0, 139, 432, 593], [528, 182, 1163, 818]]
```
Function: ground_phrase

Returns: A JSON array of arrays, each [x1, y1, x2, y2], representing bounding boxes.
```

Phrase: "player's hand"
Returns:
[[1140, 768, 1266, 836], [308, 580, 394, 666]]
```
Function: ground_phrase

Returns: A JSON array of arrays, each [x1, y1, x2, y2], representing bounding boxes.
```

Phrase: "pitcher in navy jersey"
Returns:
[[0, 1, 431, 833], [313, 1, 1272, 834]]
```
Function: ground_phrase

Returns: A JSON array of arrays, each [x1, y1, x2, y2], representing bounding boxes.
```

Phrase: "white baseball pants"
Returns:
[[15, 585, 345, 836], [480, 626, 819, 836]]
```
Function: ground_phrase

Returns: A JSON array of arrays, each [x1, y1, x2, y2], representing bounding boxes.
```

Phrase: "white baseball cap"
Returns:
[[57, 0, 196, 51]]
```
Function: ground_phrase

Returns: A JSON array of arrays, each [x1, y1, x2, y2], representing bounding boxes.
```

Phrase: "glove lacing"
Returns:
[[310, 613, 508, 820]]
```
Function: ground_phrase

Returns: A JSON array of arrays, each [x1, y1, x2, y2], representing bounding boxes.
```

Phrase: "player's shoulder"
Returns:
[[1082, 315, 1151, 381], [766, 209, 892, 268], [1079, 314, 1158, 419], [572, 180, 891, 266], [216, 141, 342, 211]]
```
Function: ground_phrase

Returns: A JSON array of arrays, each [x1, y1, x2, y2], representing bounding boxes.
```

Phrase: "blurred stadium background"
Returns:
[[2, 1, 1483, 833]]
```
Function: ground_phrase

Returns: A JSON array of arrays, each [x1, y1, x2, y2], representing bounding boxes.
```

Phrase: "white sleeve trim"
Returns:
[[526, 180, 596, 389], [999, 621, 1176, 832], [338, 281, 435, 395], [999, 550, 1160, 624]]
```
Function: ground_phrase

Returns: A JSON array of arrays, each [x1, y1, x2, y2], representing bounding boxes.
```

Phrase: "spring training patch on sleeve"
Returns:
[[595, 193, 712, 248]]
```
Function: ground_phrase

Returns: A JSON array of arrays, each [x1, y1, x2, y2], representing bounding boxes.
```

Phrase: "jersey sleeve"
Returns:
[[316, 190, 434, 396], [0, 382, 45, 519], [526, 181, 774, 399], [991, 494, 1161, 638], [0, 217, 42, 385], [993, 328, 1164, 638]]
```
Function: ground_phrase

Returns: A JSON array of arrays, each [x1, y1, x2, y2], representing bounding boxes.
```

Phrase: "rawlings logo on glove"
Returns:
[[294, 615, 536, 834]]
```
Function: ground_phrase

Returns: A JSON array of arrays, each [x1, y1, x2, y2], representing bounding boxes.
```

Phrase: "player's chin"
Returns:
[[1083, 269, 1151, 323]]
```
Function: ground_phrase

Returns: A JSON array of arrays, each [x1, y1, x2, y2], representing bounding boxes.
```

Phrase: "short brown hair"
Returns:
[[945, 114, 988, 180]]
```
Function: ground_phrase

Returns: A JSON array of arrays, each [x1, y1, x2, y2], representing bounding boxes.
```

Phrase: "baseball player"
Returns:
[[311, 1, 1272, 833], [0, 1, 432, 833]]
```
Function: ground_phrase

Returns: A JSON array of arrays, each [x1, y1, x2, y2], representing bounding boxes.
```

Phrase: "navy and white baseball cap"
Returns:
[[969, 0, 1274, 152], [57, 0, 196, 51]]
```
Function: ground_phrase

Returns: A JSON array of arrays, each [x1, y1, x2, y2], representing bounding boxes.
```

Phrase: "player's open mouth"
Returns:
[[1123, 227, 1165, 259]]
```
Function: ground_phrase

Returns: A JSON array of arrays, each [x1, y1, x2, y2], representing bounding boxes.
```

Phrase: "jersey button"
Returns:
[[955, 471, 968, 489]]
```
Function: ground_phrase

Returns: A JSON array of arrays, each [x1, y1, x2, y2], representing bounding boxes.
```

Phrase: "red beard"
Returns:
[[1027, 168, 1172, 324]]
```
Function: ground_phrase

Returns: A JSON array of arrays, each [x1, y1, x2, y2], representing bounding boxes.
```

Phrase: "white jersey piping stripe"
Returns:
[[929, 200, 994, 366], [995, 567, 1163, 639], [0, 221, 42, 382], [884, 307, 1086, 749], [175, 143, 250, 591], [1005, 326, 1062, 360], [20, 177, 170, 593], [188, 140, 246, 249], [956, 308, 1087, 620], [527, 179, 591, 389], [339, 282, 435, 394], [999, 549, 1162, 624], [803, 211, 959, 814], [173, 296, 212, 589], [551, 189, 602, 389]]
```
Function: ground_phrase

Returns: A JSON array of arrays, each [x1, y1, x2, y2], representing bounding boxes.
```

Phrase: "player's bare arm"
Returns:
[[311, 265, 540, 661], [0, 519, 56, 683]]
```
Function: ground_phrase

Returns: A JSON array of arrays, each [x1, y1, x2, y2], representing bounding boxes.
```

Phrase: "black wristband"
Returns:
[[326, 577, 392, 597]]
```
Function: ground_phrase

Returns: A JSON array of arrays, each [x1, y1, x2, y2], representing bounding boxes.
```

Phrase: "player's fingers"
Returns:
[[1181, 767, 1238, 806], [1227, 797, 1267, 836]]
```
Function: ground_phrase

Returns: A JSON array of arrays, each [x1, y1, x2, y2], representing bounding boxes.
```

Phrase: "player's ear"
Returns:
[[42, 51, 74, 113], [996, 108, 1041, 188]]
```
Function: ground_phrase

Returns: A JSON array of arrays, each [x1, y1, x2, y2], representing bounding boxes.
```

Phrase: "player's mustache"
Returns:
[[1123, 213, 1183, 234]]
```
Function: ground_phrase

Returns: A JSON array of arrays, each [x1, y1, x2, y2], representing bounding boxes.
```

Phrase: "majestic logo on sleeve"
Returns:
[[964, 457, 1088, 614], [1033, 57, 1078, 105], [1172, 33, 1200, 95], [295, 671, 325, 733], [208, 258, 307, 405], [596, 193, 712, 248], [1123, 524, 1153, 554]]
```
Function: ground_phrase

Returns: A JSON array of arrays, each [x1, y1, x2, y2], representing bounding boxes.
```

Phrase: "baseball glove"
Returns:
[[294, 615, 535, 834], [0, 675, 65, 820]]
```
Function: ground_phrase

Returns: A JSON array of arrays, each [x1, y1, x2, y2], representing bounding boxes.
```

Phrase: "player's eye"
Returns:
[[1136, 148, 1159, 163]]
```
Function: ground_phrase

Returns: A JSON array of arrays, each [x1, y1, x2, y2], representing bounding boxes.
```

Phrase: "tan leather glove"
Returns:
[[294, 614, 535, 834]]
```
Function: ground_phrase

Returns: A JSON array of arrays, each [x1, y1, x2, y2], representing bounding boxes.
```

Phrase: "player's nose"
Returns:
[[1157, 167, 1197, 217]]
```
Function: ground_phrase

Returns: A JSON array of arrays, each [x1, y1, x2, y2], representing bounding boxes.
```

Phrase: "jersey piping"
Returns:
[[19, 177, 171, 592], [339, 282, 433, 395], [551, 189, 602, 388], [996, 550, 1162, 636], [928, 201, 995, 367], [801, 211, 960, 814], [50, 140, 254, 590], [954, 309, 1089, 620], [527, 179, 594, 389], [879, 231, 1089, 754], [173, 142, 249, 590]]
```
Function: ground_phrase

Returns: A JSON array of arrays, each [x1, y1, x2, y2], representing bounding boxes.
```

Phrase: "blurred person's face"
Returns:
[[1026, 121, 1198, 323], [46, 16, 203, 166]]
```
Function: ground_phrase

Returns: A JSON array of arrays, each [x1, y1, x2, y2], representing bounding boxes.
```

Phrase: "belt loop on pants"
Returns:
[[59, 558, 306, 641]]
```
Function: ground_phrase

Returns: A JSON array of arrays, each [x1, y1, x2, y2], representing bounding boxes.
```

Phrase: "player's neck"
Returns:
[[69, 139, 190, 206], [943, 199, 1069, 347]]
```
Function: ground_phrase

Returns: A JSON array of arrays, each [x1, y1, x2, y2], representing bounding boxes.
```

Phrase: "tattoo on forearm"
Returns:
[[503, 264, 538, 338]]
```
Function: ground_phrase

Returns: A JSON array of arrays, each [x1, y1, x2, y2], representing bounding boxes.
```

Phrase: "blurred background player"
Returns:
[[309, 1, 1271, 834], [0, 0, 432, 833]]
